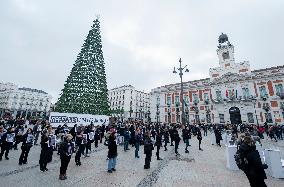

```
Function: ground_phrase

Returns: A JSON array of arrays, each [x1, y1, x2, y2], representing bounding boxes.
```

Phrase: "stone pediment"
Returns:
[[210, 72, 251, 85]]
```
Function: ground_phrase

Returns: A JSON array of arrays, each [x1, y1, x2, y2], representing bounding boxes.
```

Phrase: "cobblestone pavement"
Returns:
[[0, 133, 284, 187]]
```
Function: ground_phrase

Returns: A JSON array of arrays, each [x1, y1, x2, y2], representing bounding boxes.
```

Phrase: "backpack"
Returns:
[[234, 148, 249, 171]]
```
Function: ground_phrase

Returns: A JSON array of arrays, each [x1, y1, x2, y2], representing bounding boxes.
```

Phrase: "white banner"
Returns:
[[49, 112, 109, 128]]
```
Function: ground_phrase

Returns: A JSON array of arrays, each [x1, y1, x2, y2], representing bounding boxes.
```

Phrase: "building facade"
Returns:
[[0, 82, 52, 119], [108, 85, 150, 121], [150, 34, 284, 125]]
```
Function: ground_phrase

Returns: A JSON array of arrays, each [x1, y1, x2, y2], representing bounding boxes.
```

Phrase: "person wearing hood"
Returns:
[[19, 128, 34, 165], [239, 136, 268, 187], [0, 127, 15, 160]]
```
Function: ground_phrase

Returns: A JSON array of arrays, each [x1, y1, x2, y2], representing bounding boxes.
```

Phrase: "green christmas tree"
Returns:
[[55, 18, 109, 115]]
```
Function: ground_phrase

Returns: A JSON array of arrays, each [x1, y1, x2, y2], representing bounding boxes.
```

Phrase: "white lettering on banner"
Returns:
[[49, 112, 109, 128]]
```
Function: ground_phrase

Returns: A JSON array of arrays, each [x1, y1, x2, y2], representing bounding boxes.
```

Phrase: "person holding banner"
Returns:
[[58, 134, 74, 180], [0, 127, 15, 161], [19, 128, 34, 165]]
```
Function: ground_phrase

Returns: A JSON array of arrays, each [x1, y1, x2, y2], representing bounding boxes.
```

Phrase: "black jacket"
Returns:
[[59, 139, 74, 158], [144, 136, 154, 154], [239, 143, 267, 180], [108, 135, 117, 158]]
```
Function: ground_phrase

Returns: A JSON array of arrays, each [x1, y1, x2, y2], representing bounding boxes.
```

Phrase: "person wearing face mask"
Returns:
[[0, 127, 15, 161], [58, 134, 74, 180], [19, 128, 34, 165]]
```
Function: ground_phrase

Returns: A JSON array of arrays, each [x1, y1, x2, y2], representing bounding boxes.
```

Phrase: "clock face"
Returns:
[[222, 51, 230, 60]]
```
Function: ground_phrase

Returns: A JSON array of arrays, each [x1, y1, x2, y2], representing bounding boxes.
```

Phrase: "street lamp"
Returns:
[[173, 58, 189, 126]]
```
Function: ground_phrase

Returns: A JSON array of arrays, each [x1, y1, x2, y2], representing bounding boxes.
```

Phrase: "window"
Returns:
[[175, 96, 180, 105], [264, 113, 273, 123], [193, 93, 199, 103], [206, 114, 211, 123], [219, 114, 225, 123], [216, 90, 222, 101], [275, 84, 283, 96], [167, 96, 171, 105], [176, 114, 180, 123], [259, 86, 268, 98], [242, 88, 250, 98], [156, 97, 160, 104], [195, 115, 200, 123], [247, 113, 254, 123], [184, 95, 189, 104], [204, 93, 209, 101]]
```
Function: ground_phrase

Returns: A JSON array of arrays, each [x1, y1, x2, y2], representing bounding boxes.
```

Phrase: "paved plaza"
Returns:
[[0, 133, 284, 187]]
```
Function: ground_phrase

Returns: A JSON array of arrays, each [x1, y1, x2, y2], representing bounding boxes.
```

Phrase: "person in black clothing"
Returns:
[[196, 126, 203, 151], [19, 128, 34, 165], [84, 125, 92, 157], [173, 127, 181, 155], [144, 131, 154, 169], [94, 127, 100, 148], [214, 127, 222, 147], [33, 121, 41, 145], [169, 127, 174, 146], [0, 127, 15, 160], [59, 134, 74, 180], [163, 128, 169, 151], [183, 126, 191, 153], [239, 136, 268, 187], [107, 130, 117, 173], [155, 130, 163, 160], [70, 124, 77, 141], [14, 124, 25, 150], [75, 130, 85, 166], [39, 129, 49, 172]]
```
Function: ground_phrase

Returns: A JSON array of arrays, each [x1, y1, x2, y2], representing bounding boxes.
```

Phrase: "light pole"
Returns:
[[173, 58, 189, 126]]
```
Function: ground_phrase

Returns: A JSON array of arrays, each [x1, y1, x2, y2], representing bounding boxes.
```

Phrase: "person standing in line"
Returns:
[[197, 126, 203, 151], [94, 126, 100, 148], [107, 129, 117, 173], [124, 126, 130, 151], [135, 128, 142, 158], [183, 126, 191, 153], [75, 130, 84, 166], [163, 128, 169, 151], [33, 121, 41, 145], [58, 134, 74, 180], [155, 130, 163, 160], [19, 128, 34, 165], [173, 127, 181, 156], [39, 127, 49, 172], [0, 127, 15, 161], [144, 131, 154, 169], [169, 127, 174, 146]]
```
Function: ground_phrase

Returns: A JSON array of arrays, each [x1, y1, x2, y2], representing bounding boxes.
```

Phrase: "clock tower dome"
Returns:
[[217, 33, 235, 69]]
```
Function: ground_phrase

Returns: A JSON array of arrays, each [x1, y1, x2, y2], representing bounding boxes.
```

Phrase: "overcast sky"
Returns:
[[0, 0, 283, 103]]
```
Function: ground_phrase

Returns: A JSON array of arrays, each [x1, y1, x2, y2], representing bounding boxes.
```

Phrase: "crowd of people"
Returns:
[[0, 117, 283, 186]]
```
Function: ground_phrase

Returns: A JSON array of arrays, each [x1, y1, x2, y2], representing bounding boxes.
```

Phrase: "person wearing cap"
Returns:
[[58, 134, 74, 180], [107, 129, 117, 173]]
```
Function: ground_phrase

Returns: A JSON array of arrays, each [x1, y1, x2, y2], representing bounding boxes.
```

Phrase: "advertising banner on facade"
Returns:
[[49, 112, 109, 128]]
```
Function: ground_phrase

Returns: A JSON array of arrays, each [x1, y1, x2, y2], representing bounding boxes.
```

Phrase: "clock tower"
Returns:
[[217, 33, 235, 69]]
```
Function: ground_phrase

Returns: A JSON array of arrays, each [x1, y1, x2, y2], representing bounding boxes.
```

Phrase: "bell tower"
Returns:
[[217, 33, 235, 69]]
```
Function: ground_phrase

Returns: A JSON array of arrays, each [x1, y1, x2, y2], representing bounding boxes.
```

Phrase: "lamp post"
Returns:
[[173, 58, 189, 126], [252, 98, 259, 125]]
